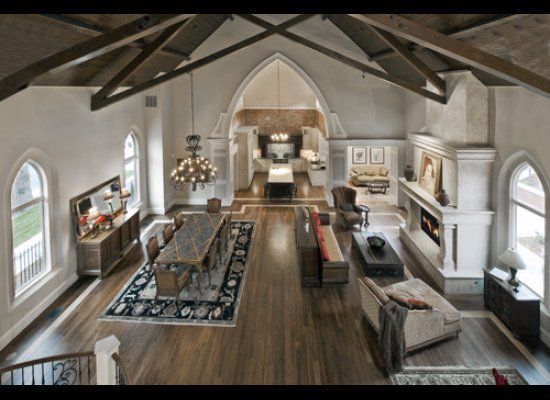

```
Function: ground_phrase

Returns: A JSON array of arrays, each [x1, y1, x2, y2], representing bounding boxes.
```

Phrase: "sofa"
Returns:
[[350, 165, 390, 186], [358, 277, 462, 352], [295, 206, 349, 286]]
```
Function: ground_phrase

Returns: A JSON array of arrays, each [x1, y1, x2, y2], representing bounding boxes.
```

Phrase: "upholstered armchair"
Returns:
[[331, 186, 364, 229]]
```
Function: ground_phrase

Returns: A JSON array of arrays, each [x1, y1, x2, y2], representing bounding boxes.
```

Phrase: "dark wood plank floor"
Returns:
[[1, 194, 549, 384], [234, 172, 326, 199]]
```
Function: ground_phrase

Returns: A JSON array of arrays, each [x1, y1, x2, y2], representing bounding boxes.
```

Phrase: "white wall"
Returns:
[[169, 19, 410, 142], [0, 87, 147, 349], [489, 87, 550, 346], [242, 60, 317, 108]]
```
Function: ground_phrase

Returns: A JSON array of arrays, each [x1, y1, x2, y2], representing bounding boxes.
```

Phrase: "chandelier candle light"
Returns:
[[170, 73, 218, 192]]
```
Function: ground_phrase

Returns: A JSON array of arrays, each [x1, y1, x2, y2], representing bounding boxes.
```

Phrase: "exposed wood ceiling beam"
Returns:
[[240, 14, 446, 104], [367, 26, 446, 94], [349, 14, 550, 98], [92, 19, 192, 109], [38, 14, 191, 61], [326, 15, 373, 61], [0, 14, 196, 102], [370, 14, 522, 62], [92, 14, 315, 111]]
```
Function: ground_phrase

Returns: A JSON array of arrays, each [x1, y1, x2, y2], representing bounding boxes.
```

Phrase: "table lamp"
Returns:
[[103, 189, 114, 214], [120, 187, 131, 214], [498, 248, 527, 292]]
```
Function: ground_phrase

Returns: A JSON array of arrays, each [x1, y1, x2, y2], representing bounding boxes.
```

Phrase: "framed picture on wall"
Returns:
[[352, 147, 367, 164], [418, 152, 442, 195], [370, 147, 385, 164]]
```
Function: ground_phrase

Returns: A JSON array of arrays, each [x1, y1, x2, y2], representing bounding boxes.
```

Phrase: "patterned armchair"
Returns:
[[331, 186, 364, 229]]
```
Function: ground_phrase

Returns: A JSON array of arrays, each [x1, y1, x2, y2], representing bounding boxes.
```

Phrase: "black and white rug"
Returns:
[[100, 221, 255, 327], [390, 366, 529, 385]]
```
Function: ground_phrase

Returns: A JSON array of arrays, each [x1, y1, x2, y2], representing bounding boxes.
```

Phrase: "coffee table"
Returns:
[[351, 231, 404, 277], [365, 181, 389, 194]]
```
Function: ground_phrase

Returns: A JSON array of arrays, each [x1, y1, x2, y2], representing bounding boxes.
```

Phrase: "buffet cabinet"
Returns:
[[77, 209, 140, 278], [484, 268, 540, 340]]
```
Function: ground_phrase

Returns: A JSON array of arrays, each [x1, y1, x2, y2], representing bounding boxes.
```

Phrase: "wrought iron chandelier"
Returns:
[[170, 73, 218, 192]]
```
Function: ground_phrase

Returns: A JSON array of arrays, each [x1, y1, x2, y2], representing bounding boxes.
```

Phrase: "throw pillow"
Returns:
[[341, 203, 354, 212], [321, 242, 331, 261], [388, 294, 433, 310], [316, 225, 325, 241], [492, 368, 508, 385]]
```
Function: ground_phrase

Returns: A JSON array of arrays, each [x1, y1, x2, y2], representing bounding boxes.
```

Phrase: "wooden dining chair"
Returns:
[[146, 236, 161, 268], [154, 264, 191, 309], [206, 198, 222, 214], [219, 219, 231, 258], [162, 223, 175, 246], [174, 212, 185, 230], [199, 237, 220, 288]]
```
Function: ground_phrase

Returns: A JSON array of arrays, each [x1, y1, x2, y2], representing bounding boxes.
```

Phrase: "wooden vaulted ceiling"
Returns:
[[0, 13, 548, 109]]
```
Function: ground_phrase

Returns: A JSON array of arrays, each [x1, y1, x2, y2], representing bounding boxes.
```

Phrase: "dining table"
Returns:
[[155, 213, 226, 267]]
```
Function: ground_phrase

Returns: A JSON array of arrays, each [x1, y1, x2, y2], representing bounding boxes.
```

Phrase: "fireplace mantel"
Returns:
[[400, 133, 496, 295]]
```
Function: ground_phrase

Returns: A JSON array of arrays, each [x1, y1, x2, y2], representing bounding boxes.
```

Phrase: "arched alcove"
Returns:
[[226, 52, 332, 138]]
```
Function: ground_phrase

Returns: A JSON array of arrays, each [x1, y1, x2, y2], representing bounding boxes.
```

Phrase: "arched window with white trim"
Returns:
[[124, 132, 139, 207], [510, 162, 546, 298], [11, 161, 50, 294]]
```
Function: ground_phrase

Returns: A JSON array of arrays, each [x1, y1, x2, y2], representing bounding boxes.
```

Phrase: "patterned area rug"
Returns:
[[100, 221, 255, 327], [391, 366, 529, 385]]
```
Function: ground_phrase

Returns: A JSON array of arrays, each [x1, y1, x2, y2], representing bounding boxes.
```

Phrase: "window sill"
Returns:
[[8, 268, 60, 311]]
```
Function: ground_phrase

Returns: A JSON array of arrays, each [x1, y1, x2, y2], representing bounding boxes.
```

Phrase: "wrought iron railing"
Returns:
[[0, 352, 96, 385], [111, 353, 130, 385], [13, 239, 46, 292]]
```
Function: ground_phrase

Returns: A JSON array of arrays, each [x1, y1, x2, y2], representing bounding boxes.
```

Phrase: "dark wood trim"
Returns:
[[350, 14, 550, 98], [92, 15, 316, 111], [91, 19, 192, 108], [38, 14, 192, 61], [327, 15, 373, 60], [240, 14, 446, 104], [0, 14, 195, 102], [370, 14, 521, 62], [367, 26, 446, 94]]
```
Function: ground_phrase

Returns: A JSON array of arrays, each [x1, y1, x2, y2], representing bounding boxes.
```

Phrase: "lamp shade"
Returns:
[[498, 248, 528, 270]]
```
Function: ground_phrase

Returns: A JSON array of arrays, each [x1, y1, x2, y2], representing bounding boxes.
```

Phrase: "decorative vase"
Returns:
[[367, 235, 386, 249], [404, 165, 416, 182], [435, 189, 450, 207]]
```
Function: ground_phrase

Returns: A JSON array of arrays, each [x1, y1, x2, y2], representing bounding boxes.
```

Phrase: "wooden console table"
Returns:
[[484, 268, 540, 340], [77, 209, 140, 278]]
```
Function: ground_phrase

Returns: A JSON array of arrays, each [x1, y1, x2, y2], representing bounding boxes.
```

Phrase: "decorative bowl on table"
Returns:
[[367, 235, 386, 249]]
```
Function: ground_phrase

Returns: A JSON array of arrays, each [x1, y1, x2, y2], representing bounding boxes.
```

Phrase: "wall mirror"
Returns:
[[70, 176, 122, 239]]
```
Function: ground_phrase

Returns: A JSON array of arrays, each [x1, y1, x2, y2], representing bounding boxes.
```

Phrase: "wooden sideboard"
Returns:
[[484, 268, 540, 340], [77, 209, 140, 278]]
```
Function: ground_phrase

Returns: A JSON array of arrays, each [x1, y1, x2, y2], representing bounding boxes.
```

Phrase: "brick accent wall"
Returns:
[[231, 108, 327, 136]]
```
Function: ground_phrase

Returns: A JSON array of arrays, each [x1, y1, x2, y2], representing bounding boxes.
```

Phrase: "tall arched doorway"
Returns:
[[227, 54, 331, 202]]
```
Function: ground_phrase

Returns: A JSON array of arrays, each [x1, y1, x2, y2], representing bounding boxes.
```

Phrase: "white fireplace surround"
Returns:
[[400, 133, 497, 294]]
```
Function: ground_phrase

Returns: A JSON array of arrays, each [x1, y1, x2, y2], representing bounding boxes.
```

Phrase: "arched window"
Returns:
[[124, 133, 139, 207], [510, 162, 546, 297], [11, 161, 49, 294]]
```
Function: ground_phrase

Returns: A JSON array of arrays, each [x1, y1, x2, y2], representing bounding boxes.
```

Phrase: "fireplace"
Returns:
[[421, 208, 440, 246]]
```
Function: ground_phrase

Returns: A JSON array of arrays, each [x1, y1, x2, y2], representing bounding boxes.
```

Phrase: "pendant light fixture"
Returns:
[[170, 73, 218, 192], [271, 60, 288, 142]]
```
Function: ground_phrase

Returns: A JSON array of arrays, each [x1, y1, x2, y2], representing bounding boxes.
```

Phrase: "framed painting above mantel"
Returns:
[[418, 151, 442, 195]]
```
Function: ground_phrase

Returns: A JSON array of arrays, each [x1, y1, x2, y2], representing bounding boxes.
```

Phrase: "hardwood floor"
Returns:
[[234, 172, 326, 199], [1, 194, 550, 384]]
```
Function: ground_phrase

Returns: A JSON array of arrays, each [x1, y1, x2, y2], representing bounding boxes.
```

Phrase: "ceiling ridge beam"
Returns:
[[367, 25, 446, 94], [92, 14, 316, 111], [370, 14, 521, 62], [349, 14, 550, 98], [240, 14, 446, 104], [38, 14, 191, 61], [0, 14, 195, 102], [92, 18, 193, 108]]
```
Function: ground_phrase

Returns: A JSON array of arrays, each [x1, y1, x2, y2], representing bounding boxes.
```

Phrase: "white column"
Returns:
[[94, 335, 121, 385], [438, 223, 456, 270]]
